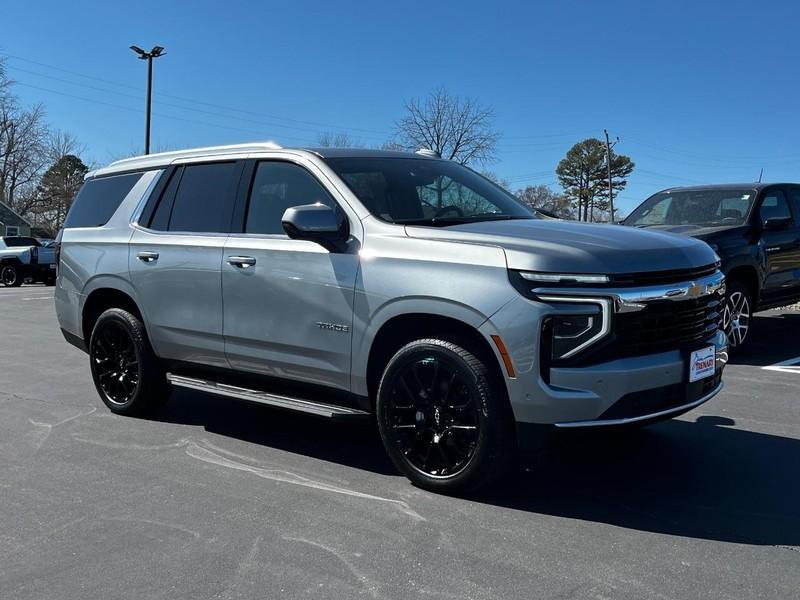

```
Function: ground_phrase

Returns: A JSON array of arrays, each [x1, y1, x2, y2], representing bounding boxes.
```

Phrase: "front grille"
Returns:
[[614, 292, 723, 357]]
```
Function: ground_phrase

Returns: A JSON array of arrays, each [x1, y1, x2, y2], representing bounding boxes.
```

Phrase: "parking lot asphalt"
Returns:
[[1, 285, 798, 599]]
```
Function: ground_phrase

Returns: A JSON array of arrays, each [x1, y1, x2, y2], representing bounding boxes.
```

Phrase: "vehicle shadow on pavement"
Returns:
[[157, 388, 397, 475], [729, 311, 800, 366], [158, 389, 799, 546], [476, 417, 800, 547]]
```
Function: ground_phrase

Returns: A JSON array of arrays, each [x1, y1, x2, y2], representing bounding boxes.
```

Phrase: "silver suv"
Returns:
[[55, 143, 728, 493]]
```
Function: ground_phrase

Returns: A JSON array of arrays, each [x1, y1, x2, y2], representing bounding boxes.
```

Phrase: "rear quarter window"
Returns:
[[64, 172, 144, 228]]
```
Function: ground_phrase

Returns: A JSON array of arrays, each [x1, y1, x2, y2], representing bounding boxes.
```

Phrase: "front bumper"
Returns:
[[480, 294, 729, 427]]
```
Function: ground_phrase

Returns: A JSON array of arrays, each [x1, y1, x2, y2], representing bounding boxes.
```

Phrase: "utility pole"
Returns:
[[130, 45, 166, 154], [604, 129, 619, 222]]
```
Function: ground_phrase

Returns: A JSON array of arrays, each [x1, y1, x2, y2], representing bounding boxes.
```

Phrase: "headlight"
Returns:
[[539, 296, 613, 361], [518, 271, 610, 284]]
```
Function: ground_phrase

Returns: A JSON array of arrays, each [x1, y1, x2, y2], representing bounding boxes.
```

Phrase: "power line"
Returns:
[[4, 53, 393, 137]]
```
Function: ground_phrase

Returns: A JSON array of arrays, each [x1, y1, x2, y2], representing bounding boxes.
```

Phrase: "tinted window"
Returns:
[[759, 190, 792, 223], [64, 172, 143, 228], [167, 162, 238, 233], [148, 168, 182, 231], [2, 237, 40, 247], [788, 189, 800, 218], [245, 161, 335, 234]]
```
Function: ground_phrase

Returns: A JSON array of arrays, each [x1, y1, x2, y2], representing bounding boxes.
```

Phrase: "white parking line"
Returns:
[[21, 297, 54, 301], [762, 356, 800, 374]]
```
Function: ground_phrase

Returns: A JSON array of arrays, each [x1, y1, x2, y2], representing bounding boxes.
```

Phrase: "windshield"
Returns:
[[2, 237, 41, 247], [626, 189, 755, 228], [324, 157, 536, 226]]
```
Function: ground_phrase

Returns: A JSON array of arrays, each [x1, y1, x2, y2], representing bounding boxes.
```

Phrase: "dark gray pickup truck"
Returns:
[[0, 236, 57, 287]]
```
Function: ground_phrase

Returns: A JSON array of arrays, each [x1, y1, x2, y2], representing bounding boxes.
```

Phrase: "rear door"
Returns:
[[756, 188, 800, 304], [221, 158, 360, 391], [129, 160, 242, 368]]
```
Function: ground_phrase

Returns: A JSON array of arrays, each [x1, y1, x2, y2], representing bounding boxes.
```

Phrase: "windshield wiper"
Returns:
[[394, 215, 534, 226]]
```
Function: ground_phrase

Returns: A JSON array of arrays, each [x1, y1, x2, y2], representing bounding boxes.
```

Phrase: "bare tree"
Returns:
[[316, 131, 363, 148], [0, 59, 50, 217], [394, 87, 499, 165], [48, 130, 85, 163], [516, 184, 575, 219]]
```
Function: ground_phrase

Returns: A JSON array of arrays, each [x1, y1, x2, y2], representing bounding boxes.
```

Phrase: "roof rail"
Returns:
[[108, 141, 283, 168]]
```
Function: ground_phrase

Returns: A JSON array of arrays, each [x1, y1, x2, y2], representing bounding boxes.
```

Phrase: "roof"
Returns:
[[660, 182, 800, 193], [0, 200, 32, 227], [92, 142, 436, 178], [303, 147, 432, 159]]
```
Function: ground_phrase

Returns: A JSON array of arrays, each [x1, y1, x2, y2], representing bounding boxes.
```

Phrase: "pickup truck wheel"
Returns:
[[89, 308, 168, 416], [1, 264, 22, 287], [723, 281, 752, 350], [376, 338, 515, 493]]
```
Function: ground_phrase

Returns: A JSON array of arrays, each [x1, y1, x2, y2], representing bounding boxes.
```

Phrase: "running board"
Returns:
[[166, 373, 369, 420]]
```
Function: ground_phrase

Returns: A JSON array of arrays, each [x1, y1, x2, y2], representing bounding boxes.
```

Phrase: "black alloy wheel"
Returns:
[[385, 354, 480, 477], [91, 320, 141, 406], [377, 338, 515, 493], [89, 308, 168, 415]]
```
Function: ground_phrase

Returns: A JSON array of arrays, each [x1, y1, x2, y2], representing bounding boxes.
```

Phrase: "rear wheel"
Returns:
[[89, 308, 168, 416], [1, 264, 22, 287], [723, 281, 753, 350], [376, 338, 515, 493]]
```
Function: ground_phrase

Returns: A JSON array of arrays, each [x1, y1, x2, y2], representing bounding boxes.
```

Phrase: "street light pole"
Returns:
[[130, 45, 165, 155]]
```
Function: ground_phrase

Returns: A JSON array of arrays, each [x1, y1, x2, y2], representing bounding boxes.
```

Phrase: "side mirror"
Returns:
[[762, 216, 792, 230], [282, 203, 348, 252]]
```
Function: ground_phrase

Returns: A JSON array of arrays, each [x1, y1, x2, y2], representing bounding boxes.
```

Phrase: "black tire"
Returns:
[[723, 280, 753, 351], [376, 337, 515, 493], [45, 276, 56, 286], [89, 308, 168, 416], [1, 264, 22, 287]]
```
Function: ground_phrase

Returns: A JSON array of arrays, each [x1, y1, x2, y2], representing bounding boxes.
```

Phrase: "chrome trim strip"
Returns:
[[553, 381, 723, 428], [536, 296, 613, 359], [532, 270, 726, 313], [166, 373, 369, 419]]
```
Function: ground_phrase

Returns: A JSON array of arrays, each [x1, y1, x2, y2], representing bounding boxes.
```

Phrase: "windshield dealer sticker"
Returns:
[[689, 346, 716, 382]]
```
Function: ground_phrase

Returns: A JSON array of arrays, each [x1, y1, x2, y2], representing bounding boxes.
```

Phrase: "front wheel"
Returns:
[[722, 281, 753, 350], [1, 264, 22, 287], [89, 308, 168, 416], [376, 338, 515, 493]]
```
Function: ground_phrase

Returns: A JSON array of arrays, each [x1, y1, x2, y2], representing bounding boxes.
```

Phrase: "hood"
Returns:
[[405, 219, 718, 274], [629, 223, 748, 240]]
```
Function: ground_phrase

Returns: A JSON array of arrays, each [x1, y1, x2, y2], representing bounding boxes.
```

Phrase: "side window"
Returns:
[[64, 172, 144, 228], [148, 167, 182, 231], [788, 190, 800, 222], [759, 190, 792, 224], [245, 161, 335, 235], [166, 162, 239, 233]]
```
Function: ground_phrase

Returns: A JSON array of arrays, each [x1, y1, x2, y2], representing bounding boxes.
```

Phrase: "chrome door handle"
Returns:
[[137, 251, 159, 262], [227, 256, 257, 268]]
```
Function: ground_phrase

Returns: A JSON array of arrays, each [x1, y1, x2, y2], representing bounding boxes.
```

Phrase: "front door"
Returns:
[[222, 159, 359, 391], [757, 188, 800, 304]]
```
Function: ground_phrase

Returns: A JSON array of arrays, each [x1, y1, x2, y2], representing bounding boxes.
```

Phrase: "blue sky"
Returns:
[[2, 0, 799, 214]]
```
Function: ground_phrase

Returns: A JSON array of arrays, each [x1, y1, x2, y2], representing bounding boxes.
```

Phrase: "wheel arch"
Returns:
[[81, 282, 145, 345], [725, 265, 759, 304], [363, 311, 505, 406]]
